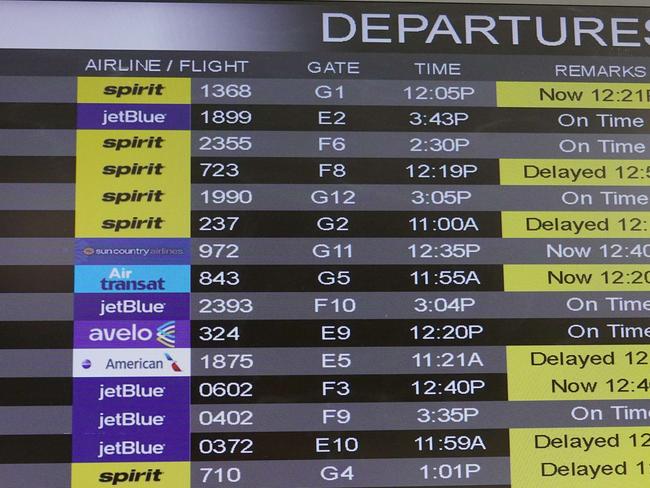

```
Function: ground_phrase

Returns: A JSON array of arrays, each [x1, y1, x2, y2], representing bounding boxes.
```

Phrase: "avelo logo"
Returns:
[[87, 321, 176, 347], [155, 321, 176, 348]]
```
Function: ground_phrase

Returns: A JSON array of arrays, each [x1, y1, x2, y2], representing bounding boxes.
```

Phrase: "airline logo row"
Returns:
[[73, 349, 190, 377], [73, 462, 189, 487], [78, 77, 190, 104], [78, 105, 190, 130], [75, 320, 189, 348], [76, 294, 188, 320], [75, 266, 189, 293], [75, 239, 190, 265]]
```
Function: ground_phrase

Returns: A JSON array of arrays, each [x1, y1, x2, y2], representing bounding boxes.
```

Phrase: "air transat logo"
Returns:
[[155, 321, 176, 348]]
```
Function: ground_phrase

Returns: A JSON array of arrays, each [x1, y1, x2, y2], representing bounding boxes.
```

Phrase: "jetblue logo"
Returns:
[[98, 440, 165, 459], [99, 299, 165, 317]]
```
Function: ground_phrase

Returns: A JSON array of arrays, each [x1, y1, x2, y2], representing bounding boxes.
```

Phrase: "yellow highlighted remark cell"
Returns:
[[497, 81, 650, 108], [510, 427, 650, 488], [502, 212, 650, 238], [499, 159, 650, 186], [504, 264, 650, 291], [507, 345, 650, 401]]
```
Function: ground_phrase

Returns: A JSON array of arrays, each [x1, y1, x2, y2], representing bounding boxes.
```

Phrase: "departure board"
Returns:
[[4, 0, 650, 487]]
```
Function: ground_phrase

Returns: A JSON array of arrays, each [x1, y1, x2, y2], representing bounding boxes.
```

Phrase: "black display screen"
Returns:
[[1, 1, 650, 487]]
